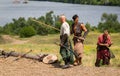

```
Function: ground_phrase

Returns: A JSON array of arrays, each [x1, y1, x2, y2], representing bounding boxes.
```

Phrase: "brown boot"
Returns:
[[73, 59, 79, 66], [78, 57, 82, 65]]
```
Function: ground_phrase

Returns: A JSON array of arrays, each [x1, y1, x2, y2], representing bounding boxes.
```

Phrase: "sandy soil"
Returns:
[[0, 57, 120, 76], [1, 35, 28, 44]]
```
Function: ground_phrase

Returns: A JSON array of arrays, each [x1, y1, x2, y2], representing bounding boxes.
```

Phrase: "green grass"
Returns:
[[0, 32, 120, 67]]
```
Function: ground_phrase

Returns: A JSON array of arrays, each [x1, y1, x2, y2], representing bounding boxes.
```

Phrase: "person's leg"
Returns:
[[107, 58, 110, 65], [67, 53, 74, 64], [73, 58, 79, 66], [95, 51, 101, 67], [60, 48, 71, 69], [95, 58, 100, 67], [106, 57, 110, 65], [74, 43, 82, 65], [68, 44, 74, 64], [102, 57, 106, 65], [75, 53, 82, 65], [60, 47, 68, 65], [66, 50, 71, 65], [95, 49, 101, 67], [104, 50, 111, 65], [78, 57, 82, 65], [106, 49, 111, 65], [78, 43, 83, 65]]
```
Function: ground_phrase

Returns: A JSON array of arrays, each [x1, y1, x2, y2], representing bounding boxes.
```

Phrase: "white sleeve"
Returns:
[[60, 22, 70, 36], [63, 23, 70, 36]]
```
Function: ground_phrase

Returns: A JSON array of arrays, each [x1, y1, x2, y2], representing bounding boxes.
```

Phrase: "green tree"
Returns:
[[0, 26, 3, 34], [12, 17, 27, 34], [3, 23, 14, 35], [98, 13, 120, 32], [31, 0, 120, 6], [20, 26, 37, 38], [85, 22, 91, 31], [45, 11, 54, 25]]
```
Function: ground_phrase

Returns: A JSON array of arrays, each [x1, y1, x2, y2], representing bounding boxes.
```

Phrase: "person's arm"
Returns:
[[107, 35, 113, 47], [97, 35, 109, 47], [60, 34, 68, 46], [81, 24, 89, 39], [99, 43, 109, 47], [60, 23, 68, 46], [70, 23, 74, 35]]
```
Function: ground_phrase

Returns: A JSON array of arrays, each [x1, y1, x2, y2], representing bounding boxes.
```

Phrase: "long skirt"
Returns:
[[60, 44, 74, 64], [74, 42, 83, 58], [97, 49, 110, 60]]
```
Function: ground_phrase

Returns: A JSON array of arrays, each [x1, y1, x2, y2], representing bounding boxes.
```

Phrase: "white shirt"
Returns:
[[60, 22, 70, 36]]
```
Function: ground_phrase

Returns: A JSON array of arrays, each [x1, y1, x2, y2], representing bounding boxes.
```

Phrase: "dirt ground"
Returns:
[[0, 57, 120, 76], [1, 35, 28, 44]]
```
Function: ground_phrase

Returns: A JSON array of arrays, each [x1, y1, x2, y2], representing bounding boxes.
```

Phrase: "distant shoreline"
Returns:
[[30, 0, 120, 6]]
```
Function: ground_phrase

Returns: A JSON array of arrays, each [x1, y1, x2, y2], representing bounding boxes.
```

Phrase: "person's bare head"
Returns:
[[59, 14, 66, 23]]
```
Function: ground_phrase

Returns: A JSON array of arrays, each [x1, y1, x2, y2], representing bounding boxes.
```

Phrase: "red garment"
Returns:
[[97, 34, 112, 60], [97, 34, 112, 46]]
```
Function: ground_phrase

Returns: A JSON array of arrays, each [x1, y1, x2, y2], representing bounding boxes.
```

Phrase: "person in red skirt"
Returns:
[[95, 30, 113, 67]]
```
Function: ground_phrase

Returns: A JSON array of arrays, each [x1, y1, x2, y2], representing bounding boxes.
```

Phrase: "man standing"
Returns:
[[71, 14, 88, 66], [59, 15, 74, 68], [95, 30, 112, 67]]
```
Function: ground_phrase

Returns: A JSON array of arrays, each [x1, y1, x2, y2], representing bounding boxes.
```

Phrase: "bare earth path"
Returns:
[[0, 57, 120, 76]]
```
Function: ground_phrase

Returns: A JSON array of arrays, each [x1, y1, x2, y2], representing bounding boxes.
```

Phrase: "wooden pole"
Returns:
[[30, 18, 60, 32]]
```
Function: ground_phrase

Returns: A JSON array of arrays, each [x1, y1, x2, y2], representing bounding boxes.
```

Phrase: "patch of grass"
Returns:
[[0, 32, 120, 67]]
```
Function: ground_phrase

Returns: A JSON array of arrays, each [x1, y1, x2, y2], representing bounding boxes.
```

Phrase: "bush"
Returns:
[[85, 23, 91, 31], [20, 26, 37, 38], [98, 13, 120, 33]]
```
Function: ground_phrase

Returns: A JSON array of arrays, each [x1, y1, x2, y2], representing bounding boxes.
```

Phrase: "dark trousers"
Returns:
[[60, 46, 74, 65]]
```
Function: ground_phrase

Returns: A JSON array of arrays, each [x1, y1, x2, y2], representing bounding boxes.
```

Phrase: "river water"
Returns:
[[0, 0, 120, 26]]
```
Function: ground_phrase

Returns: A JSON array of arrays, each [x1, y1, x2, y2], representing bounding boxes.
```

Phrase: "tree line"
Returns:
[[30, 0, 120, 6], [0, 11, 120, 37]]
